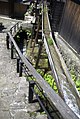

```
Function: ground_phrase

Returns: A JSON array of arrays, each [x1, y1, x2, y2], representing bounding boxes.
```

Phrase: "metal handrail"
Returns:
[[10, 22, 20, 36]]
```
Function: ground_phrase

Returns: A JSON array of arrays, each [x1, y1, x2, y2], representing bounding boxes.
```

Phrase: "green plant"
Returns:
[[43, 73, 58, 93], [76, 79, 80, 91], [27, 76, 32, 81], [37, 69, 44, 76], [14, 29, 31, 43], [25, 29, 31, 37], [27, 75, 36, 81], [70, 69, 80, 92], [27, 68, 58, 94], [34, 85, 44, 99], [76, 79, 80, 87], [47, 37, 53, 45]]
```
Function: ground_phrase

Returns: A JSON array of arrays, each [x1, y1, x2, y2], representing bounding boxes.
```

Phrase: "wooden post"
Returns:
[[27, 25, 34, 49], [31, 15, 41, 54], [35, 42, 43, 68]]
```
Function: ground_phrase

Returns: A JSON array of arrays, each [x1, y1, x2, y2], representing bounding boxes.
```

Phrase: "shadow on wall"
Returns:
[[0, 23, 7, 33]]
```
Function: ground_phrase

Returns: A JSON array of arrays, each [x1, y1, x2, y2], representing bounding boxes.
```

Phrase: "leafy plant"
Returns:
[[76, 79, 80, 91], [27, 30, 31, 37], [34, 85, 44, 99], [76, 79, 80, 87], [70, 69, 80, 92], [14, 28, 31, 44], [37, 69, 44, 76], [27, 68, 58, 93], [43, 73, 58, 93]]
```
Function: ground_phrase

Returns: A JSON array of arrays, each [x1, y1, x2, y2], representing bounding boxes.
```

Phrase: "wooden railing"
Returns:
[[6, 8, 79, 119]]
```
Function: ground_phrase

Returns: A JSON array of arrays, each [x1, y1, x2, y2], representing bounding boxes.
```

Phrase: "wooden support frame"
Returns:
[[35, 42, 43, 68], [7, 31, 79, 119], [31, 15, 42, 54], [6, 19, 79, 119]]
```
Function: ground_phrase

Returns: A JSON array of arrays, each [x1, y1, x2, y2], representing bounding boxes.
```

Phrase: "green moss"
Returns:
[[47, 37, 53, 45]]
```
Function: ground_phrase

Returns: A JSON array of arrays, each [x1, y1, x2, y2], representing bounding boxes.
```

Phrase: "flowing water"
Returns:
[[61, 79, 80, 118]]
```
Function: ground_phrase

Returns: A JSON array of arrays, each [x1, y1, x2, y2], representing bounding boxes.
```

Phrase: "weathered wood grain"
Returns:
[[60, 0, 80, 53]]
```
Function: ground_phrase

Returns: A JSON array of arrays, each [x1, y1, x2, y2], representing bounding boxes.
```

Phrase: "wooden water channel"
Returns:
[[43, 0, 80, 117], [5, 1, 80, 119]]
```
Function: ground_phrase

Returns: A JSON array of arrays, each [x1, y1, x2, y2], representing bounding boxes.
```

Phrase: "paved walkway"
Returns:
[[0, 17, 47, 119]]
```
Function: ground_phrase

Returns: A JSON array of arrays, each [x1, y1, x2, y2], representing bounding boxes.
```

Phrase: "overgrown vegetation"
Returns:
[[24, 3, 34, 16], [70, 68, 80, 92], [27, 68, 58, 94], [14, 28, 31, 43]]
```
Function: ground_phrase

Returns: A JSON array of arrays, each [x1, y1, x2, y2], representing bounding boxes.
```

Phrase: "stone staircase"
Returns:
[[0, 17, 47, 119]]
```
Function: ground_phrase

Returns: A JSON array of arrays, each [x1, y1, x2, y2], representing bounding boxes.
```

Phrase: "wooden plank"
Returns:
[[59, 0, 80, 53], [42, 1, 80, 118]]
